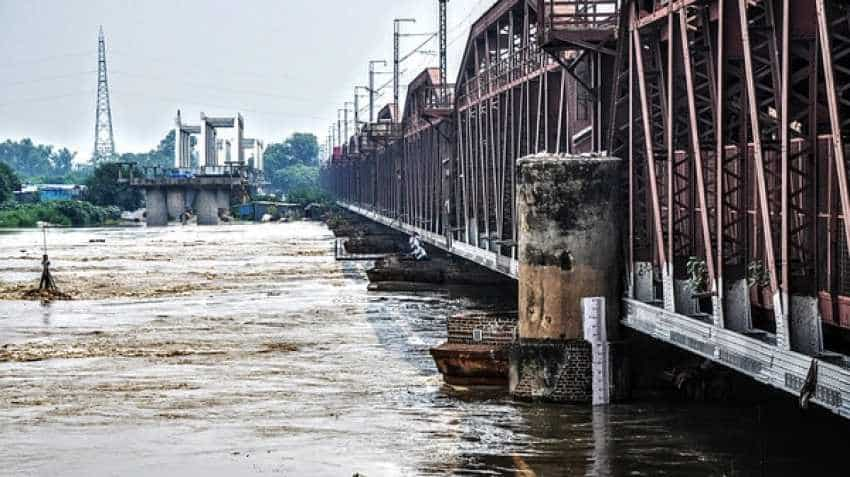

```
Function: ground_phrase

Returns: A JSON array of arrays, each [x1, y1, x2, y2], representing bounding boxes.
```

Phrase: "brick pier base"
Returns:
[[509, 340, 592, 403]]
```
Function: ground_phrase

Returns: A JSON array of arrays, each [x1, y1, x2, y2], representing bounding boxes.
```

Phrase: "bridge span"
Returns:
[[326, 0, 850, 418]]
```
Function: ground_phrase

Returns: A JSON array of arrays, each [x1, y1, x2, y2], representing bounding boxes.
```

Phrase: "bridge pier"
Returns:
[[166, 188, 186, 220], [216, 188, 230, 214], [510, 155, 623, 403], [144, 187, 168, 227], [196, 189, 220, 225]]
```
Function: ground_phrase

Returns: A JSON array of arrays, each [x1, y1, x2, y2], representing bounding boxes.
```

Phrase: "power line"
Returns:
[[447, 0, 489, 47], [448, 0, 487, 32], [110, 88, 332, 122], [0, 51, 95, 70], [0, 70, 97, 87], [110, 69, 317, 105], [0, 89, 95, 109], [109, 49, 303, 86]]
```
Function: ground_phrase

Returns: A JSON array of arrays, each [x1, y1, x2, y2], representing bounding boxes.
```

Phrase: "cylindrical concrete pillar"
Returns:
[[144, 188, 168, 226], [166, 189, 185, 220], [516, 155, 622, 341], [196, 189, 219, 225], [509, 155, 622, 403]]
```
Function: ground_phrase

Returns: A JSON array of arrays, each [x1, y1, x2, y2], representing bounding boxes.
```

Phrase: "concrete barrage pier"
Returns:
[[132, 172, 243, 226], [124, 110, 265, 226]]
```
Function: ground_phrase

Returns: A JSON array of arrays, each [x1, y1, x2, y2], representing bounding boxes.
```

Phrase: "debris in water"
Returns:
[[22, 287, 72, 302]]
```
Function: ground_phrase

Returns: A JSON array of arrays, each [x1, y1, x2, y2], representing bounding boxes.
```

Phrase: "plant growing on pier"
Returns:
[[747, 260, 771, 288], [686, 256, 709, 293]]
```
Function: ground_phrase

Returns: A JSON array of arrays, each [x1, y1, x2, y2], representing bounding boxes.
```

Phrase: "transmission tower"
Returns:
[[93, 25, 116, 163]]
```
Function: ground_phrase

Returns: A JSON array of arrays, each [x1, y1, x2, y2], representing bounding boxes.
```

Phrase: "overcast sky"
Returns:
[[0, 0, 492, 163]]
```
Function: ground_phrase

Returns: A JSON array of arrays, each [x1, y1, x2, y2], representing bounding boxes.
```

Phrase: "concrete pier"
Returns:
[[166, 189, 185, 220], [510, 154, 622, 402], [216, 188, 231, 213], [144, 188, 169, 227], [196, 189, 220, 225]]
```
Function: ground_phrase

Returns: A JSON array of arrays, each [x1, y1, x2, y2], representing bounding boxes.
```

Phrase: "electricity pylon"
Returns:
[[93, 25, 116, 163]]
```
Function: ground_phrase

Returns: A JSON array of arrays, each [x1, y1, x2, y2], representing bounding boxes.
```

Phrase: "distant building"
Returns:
[[13, 186, 39, 203], [14, 184, 87, 203]]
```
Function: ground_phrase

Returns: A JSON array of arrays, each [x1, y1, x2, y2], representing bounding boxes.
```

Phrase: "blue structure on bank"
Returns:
[[238, 201, 300, 221], [14, 184, 86, 203]]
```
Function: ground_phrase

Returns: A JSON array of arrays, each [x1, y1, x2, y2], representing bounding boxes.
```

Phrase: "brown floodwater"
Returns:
[[0, 222, 847, 476]]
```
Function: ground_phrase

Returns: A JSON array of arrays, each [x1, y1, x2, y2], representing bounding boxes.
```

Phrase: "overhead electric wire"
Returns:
[[0, 89, 95, 109], [110, 69, 316, 105], [109, 88, 331, 122], [0, 70, 97, 87], [447, 0, 488, 46], [109, 49, 301, 85], [0, 51, 95, 69]]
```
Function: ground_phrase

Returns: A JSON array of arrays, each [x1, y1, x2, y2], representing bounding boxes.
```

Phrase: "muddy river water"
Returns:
[[0, 222, 847, 476]]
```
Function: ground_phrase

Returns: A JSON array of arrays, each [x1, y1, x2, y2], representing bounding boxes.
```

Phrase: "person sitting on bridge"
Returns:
[[407, 232, 428, 261], [408, 232, 421, 254]]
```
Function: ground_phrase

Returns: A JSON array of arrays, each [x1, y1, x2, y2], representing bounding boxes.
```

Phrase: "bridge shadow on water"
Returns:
[[416, 396, 850, 476]]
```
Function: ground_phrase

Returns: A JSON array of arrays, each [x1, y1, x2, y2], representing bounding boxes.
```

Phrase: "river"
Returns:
[[0, 222, 846, 476]]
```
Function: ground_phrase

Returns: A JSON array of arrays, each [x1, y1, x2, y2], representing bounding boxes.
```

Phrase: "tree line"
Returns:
[[0, 139, 77, 181]]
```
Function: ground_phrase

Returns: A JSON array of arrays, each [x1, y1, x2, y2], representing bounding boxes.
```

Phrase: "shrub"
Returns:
[[0, 200, 117, 228]]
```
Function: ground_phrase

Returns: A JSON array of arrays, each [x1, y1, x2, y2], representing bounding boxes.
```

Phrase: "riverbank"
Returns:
[[0, 200, 120, 228]]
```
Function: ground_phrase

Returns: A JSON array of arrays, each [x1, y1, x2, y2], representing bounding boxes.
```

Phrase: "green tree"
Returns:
[[156, 130, 176, 159], [0, 161, 21, 203], [52, 148, 75, 176], [270, 163, 328, 205], [0, 138, 77, 178], [263, 142, 291, 175], [264, 133, 319, 171], [84, 163, 144, 210], [263, 133, 320, 192], [273, 163, 319, 192], [117, 130, 186, 169], [285, 132, 319, 165]]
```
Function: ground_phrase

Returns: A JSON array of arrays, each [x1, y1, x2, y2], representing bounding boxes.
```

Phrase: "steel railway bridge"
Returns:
[[326, 0, 850, 418]]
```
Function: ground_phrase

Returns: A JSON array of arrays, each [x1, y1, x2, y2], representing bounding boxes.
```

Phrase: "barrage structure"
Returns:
[[327, 0, 850, 418], [125, 110, 265, 226]]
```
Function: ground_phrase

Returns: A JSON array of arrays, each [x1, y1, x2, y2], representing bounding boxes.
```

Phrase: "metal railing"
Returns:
[[123, 163, 262, 184], [420, 84, 455, 110], [363, 121, 403, 140], [537, 0, 620, 37], [456, 45, 550, 109]]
